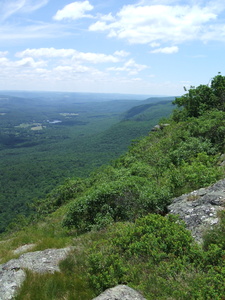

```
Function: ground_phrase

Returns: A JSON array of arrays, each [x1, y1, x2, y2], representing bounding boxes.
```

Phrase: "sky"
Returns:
[[1, 0, 225, 96]]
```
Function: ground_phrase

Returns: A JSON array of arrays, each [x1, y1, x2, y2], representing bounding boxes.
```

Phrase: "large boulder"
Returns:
[[168, 179, 225, 242], [92, 285, 146, 300]]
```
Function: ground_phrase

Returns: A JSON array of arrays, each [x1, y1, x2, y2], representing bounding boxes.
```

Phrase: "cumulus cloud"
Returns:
[[0, 56, 46, 68], [100, 13, 115, 22], [114, 50, 130, 57], [89, 1, 223, 45], [16, 48, 76, 58], [89, 20, 109, 32], [53, 1, 94, 21], [150, 46, 179, 54], [1, 46, 150, 93], [16, 47, 121, 64], [107, 59, 148, 75]]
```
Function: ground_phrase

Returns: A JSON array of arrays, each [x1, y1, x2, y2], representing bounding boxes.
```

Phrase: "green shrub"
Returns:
[[33, 178, 87, 217], [86, 214, 225, 299], [63, 176, 173, 232], [203, 210, 225, 251], [87, 214, 195, 293]]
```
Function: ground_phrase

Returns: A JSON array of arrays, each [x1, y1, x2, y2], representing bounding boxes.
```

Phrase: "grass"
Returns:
[[13, 226, 111, 300], [0, 207, 72, 263], [14, 270, 95, 300]]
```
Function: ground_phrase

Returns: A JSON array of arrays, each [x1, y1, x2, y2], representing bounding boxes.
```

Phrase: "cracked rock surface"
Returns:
[[168, 179, 225, 242]]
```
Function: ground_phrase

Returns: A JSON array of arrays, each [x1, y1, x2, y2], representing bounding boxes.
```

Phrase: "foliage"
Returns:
[[2, 77, 225, 298], [86, 214, 225, 299], [0, 94, 173, 232], [62, 177, 172, 231], [33, 178, 88, 217], [172, 74, 225, 119], [203, 210, 225, 251], [62, 106, 224, 231]]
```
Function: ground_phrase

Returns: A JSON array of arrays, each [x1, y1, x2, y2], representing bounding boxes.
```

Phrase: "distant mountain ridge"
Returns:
[[123, 98, 174, 120], [0, 90, 174, 102]]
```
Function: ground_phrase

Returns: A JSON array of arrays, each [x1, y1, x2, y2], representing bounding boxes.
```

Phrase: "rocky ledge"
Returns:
[[168, 178, 225, 242], [0, 247, 72, 300]]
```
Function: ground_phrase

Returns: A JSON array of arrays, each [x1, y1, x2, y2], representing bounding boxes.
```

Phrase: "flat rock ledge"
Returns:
[[0, 247, 71, 300], [168, 179, 225, 242], [92, 285, 146, 300]]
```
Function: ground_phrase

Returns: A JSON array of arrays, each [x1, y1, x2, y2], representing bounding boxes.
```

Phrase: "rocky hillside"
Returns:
[[1, 178, 225, 299], [1, 74, 225, 299]]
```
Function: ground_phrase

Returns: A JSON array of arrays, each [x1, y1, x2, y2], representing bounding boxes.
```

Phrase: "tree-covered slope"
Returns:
[[0, 94, 174, 233], [1, 75, 225, 299]]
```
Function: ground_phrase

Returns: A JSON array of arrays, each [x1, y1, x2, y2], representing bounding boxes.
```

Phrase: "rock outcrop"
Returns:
[[151, 123, 170, 131], [92, 285, 146, 300], [168, 179, 225, 242], [0, 247, 71, 300]]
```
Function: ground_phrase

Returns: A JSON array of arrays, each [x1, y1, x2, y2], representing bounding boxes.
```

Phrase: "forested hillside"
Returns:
[[1, 75, 225, 299], [0, 93, 173, 232]]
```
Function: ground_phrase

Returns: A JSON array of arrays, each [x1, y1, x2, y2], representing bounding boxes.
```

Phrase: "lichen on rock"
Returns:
[[168, 179, 225, 242]]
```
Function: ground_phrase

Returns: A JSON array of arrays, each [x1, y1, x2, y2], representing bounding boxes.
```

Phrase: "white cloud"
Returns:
[[16, 48, 75, 58], [16, 47, 121, 64], [54, 64, 91, 73], [53, 1, 94, 21], [150, 42, 161, 48], [107, 59, 148, 75], [114, 50, 130, 57], [100, 13, 115, 22], [89, 2, 223, 45], [15, 57, 46, 68], [73, 52, 120, 64], [0, 56, 46, 68], [151, 46, 179, 54], [89, 20, 108, 31]]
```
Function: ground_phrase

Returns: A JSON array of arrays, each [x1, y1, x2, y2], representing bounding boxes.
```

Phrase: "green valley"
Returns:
[[0, 92, 173, 232]]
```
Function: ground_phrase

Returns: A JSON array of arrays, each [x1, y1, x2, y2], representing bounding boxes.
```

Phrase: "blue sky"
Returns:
[[1, 0, 225, 96]]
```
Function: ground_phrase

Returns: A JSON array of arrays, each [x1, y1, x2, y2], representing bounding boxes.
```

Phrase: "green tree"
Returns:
[[173, 74, 225, 118], [211, 74, 225, 109]]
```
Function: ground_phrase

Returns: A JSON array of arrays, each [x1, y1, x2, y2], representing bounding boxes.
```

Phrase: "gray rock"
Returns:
[[168, 179, 225, 242], [92, 285, 146, 300], [0, 269, 26, 300], [151, 124, 161, 131], [151, 123, 170, 131], [0, 247, 72, 300], [2, 247, 72, 273]]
